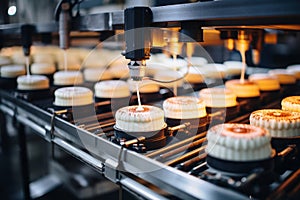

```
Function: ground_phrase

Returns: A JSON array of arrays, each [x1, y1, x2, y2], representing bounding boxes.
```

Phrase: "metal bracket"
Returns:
[[104, 158, 120, 183]]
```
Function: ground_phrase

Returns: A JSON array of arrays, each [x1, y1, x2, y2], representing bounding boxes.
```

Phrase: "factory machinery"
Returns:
[[1, 0, 300, 199]]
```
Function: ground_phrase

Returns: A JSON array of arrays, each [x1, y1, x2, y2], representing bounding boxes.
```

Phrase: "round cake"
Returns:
[[57, 56, 81, 71], [250, 109, 300, 138], [83, 68, 113, 82], [268, 69, 296, 85], [0, 56, 11, 66], [282, 96, 300, 112], [33, 53, 55, 64], [200, 63, 226, 79], [115, 105, 165, 132], [225, 79, 260, 98], [154, 70, 184, 88], [223, 61, 243, 77], [17, 75, 49, 90], [248, 73, 280, 91], [0, 65, 26, 78], [206, 123, 272, 161], [181, 67, 205, 84], [188, 56, 208, 67], [54, 86, 93, 106], [53, 71, 83, 86], [248, 73, 281, 104], [163, 96, 207, 119], [199, 88, 237, 108], [225, 80, 260, 112], [94, 80, 130, 98], [31, 63, 56, 75], [108, 64, 130, 79], [287, 64, 300, 80]]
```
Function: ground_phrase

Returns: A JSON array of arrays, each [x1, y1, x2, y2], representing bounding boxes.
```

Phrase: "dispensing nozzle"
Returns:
[[235, 30, 250, 53], [55, 0, 71, 50], [124, 7, 152, 81], [21, 24, 35, 56]]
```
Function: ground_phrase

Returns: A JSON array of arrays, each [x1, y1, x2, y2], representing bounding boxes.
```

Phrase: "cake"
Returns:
[[248, 73, 281, 104], [0, 56, 11, 66], [187, 56, 208, 67], [94, 80, 130, 99], [199, 63, 226, 79], [17, 75, 49, 90], [0, 65, 26, 89], [199, 88, 237, 108], [31, 63, 56, 75], [57, 55, 81, 71], [0, 65, 26, 78], [282, 96, 300, 112], [153, 70, 184, 88], [287, 64, 300, 80], [163, 96, 207, 134], [53, 71, 83, 86], [250, 109, 300, 138], [128, 79, 161, 104], [225, 79, 260, 112], [83, 68, 113, 82], [248, 73, 280, 92], [163, 96, 207, 120], [223, 61, 243, 77], [199, 88, 238, 122], [181, 66, 205, 84], [108, 64, 130, 80], [206, 123, 272, 161], [115, 105, 165, 132], [33, 53, 55, 64], [54, 86, 93, 107], [268, 69, 297, 85]]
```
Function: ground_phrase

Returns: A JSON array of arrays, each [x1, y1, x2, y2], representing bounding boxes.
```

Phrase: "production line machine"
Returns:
[[1, 0, 300, 199]]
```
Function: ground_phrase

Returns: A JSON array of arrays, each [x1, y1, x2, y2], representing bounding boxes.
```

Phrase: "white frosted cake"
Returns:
[[17, 75, 49, 90], [0, 56, 11, 66], [127, 79, 160, 93], [206, 123, 272, 161], [94, 80, 130, 98], [200, 63, 226, 79], [188, 56, 208, 67], [154, 70, 184, 88], [0, 65, 26, 78], [54, 86, 93, 106], [31, 63, 56, 75], [53, 71, 83, 86], [83, 68, 113, 82], [115, 105, 165, 132], [250, 109, 300, 138], [223, 61, 243, 76], [282, 96, 300, 113], [163, 96, 207, 119], [181, 67, 205, 84], [199, 88, 237, 108]]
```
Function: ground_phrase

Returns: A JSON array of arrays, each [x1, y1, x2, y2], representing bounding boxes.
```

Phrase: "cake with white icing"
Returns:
[[206, 123, 272, 161], [163, 96, 207, 119], [31, 63, 56, 75], [287, 64, 300, 80], [94, 80, 130, 98], [54, 86, 93, 106], [250, 109, 300, 138], [199, 88, 237, 108], [53, 71, 83, 86], [0, 65, 26, 78], [115, 105, 165, 132], [83, 68, 113, 82], [282, 96, 300, 113], [17, 75, 49, 90]]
